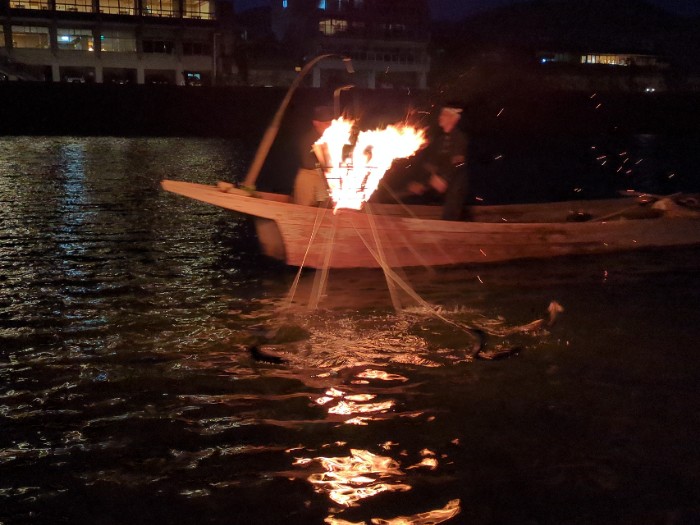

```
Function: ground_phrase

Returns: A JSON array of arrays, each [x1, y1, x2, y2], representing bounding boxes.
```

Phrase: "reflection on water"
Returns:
[[294, 367, 458, 523], [303, 448, 411, 506], [1, 137, 700, 524]]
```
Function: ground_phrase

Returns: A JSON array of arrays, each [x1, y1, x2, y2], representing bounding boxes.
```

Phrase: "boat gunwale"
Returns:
[[161, 180, 700, 228], [161, 179, 700, 268]]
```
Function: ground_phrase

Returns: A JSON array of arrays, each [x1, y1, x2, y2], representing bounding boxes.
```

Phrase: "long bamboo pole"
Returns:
[[242, 54, 353, 189]]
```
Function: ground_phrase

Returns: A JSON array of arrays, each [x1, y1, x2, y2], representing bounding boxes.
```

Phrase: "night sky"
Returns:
[[235, 0, 700, 18], [429, 0, 700, 19]]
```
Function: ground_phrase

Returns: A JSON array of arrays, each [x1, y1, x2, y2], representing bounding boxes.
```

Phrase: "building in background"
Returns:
[[266, 0, 430, 90], [0, 0, 232, 84], [534, 50, 670, 92]]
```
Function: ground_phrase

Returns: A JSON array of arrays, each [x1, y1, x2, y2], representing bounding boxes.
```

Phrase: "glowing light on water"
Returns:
[[314, 387, 395, 418], [315, 118, 426, 211], [307, 449, 410, 506], [371, 498, 462, 524], [355, 369, 408, 382], [329, 399, 395, 415], [407, 457, 438, 470]]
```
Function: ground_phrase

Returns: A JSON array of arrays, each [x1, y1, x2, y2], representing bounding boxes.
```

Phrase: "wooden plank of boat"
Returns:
[[161, 180, 700, 269]]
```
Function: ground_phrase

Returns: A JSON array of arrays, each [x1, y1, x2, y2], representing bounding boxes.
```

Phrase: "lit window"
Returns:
[[100, 30, 136, 52], [318, 0, 326, 8], [11, 26, 50, 49], [143, 0, 177, 17], [183, 0, 214, 19], [184, 71, 202, 86], [282, 0, 287, 7], [581, 54, 632, 66], [9, 0, 49, 10], [99, 0, 136, 15], [57, 28, 94, 51], [319, 18, 347, 35], [56, 0, 93, 13]]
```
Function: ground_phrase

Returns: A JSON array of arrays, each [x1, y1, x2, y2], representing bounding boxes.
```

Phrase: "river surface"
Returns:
[[1, 136, 699, 525]]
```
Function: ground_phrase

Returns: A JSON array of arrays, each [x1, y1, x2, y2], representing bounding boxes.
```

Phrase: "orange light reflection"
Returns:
[[370, 498, 462, 525], [308, 449, 411, 507], [314, 385, 395, 422], [355, 369, 408, 382]]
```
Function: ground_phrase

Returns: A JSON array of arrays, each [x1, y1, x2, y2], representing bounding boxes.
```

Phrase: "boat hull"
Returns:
[[161, 180, 700, 269]]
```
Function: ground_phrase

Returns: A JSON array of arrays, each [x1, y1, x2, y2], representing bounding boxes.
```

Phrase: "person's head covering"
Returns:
[[313, 105, 335, 122]]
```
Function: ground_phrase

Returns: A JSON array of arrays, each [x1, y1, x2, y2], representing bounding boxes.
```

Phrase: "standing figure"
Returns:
[[292, 105, 334, 206], [407, 105, 469, 220]]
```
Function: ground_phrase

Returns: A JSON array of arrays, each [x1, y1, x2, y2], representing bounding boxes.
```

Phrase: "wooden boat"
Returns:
[[161, 180, 700, 269]]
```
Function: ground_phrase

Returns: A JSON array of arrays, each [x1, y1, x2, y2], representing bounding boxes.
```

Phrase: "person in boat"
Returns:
[[406, 104, 469, 220], [292, 105, 334, 206]]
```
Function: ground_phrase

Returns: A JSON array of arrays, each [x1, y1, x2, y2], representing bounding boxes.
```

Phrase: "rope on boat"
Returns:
[[349, 219, 482, 345], [309, 208, 338, 310], [364, 201, 438, 277], [378, 185, 458, 268], [363, 204, 402, 312], [282, 203, 332, 311]]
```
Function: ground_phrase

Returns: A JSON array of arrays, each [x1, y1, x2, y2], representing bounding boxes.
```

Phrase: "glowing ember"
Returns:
[[315, 118, 426, 211]]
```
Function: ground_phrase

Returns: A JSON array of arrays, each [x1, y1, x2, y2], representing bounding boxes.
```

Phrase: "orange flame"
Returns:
[[315, 118, 426, 211]]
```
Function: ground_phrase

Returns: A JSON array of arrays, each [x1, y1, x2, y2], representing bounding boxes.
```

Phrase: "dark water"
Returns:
[[1, 137, 699, 525]]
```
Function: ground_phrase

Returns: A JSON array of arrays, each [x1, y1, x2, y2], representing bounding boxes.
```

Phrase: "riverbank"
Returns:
[[0, 83, 418, 139], [2, 83, 700, 139]]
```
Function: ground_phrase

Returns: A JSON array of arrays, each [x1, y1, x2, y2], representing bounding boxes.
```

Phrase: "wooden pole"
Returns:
[[242, 54, 353, 189]]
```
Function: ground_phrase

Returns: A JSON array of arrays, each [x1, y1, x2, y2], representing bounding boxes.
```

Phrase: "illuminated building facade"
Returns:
[[538, 51, 665, 68], [578, 53, 663, 67], [535, 50, 668, 92], [0, 0, 221, 84], [270, 0, 430, 89]]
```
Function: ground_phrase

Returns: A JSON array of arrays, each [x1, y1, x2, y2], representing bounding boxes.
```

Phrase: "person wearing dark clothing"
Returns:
[[292, 105, 334, 206], [407, 105, 469, 220]]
